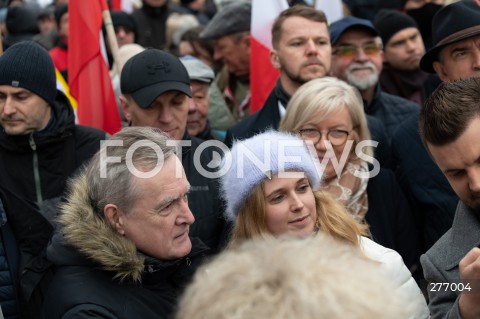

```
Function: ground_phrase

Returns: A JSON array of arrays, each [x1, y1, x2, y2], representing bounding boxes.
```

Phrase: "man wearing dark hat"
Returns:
[[0, 41, 106, 318], [111, 10, 137, 48], [415, 2, 480, 318], [120, 49, 227, 253], [374, 9, 429, 105], [420, 0, 480, 82], [329, 16, 419, 142], [200, 1, 251, 122]]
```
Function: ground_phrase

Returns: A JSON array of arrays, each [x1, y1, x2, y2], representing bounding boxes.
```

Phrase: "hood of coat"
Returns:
[[54, 171, 145, 283]]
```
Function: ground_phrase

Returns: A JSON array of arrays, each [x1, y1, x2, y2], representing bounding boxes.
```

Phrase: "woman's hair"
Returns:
[[279, 77, 372, 157], [228, 185, 367, 249]]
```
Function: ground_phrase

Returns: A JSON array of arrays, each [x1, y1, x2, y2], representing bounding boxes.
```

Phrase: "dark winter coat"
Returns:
[[43, 172, 209, 319]]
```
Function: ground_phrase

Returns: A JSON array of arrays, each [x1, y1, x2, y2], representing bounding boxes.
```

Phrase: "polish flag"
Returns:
[[110, 0, 134, 13], [250, 0, 288, 113], [250, 0, 343, 113], [68, 0, 121, 134]]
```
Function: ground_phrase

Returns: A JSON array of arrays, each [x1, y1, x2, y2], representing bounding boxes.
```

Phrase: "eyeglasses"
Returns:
[[332, 43, 383, 59], [298, 128, 351, 146]]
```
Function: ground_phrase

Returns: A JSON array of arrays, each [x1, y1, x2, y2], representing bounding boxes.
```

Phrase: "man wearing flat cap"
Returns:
[[120, 49, 227, 253], [416, 2, 480, 318], [200, 1, 251, 122], [180, 55, 222, 141]]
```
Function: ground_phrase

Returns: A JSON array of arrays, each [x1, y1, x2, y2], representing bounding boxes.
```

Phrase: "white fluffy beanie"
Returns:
[[221, 130, 322, 222]]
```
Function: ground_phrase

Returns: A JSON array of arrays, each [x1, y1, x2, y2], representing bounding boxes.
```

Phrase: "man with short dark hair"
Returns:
[[415, 2, 480, 318], [224, 5, 330, 145], [419, 77, 480, 319], [0, 41, 106, 318], [120, 49, 227, 252]]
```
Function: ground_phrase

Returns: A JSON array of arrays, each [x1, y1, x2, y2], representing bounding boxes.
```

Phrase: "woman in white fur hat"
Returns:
[[220, 129, 429, 319]]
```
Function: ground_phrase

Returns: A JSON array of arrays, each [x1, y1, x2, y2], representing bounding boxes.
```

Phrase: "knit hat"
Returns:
[[221, 130, 322, 222], [374, 9, 418, 46], [0, 41, 56, 106]]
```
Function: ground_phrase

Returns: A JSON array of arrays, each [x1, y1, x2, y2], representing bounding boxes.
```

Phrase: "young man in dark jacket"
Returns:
[[0, 41, 106, 317]]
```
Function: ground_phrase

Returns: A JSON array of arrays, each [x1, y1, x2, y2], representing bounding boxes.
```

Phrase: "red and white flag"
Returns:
[[68, 0, 121, 134], [250, 0, 343, 113], [110, 0, 133, 13], [250, 0, 289, 114]]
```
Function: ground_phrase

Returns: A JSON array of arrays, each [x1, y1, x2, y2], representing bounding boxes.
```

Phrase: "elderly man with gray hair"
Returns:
[[43, 127, 209, 319]]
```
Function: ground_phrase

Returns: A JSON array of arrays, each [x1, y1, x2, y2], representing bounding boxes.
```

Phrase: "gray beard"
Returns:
[[345, 62, 378, 91]]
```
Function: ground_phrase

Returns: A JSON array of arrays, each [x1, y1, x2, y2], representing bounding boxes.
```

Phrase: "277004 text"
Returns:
[[429, 283, 472, 292]]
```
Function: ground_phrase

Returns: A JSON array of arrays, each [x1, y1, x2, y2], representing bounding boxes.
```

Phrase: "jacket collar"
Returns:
[[444, 201, 480, 270]]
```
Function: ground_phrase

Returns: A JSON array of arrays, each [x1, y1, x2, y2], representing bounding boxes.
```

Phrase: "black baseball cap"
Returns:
[[120, 48, 191, 108]]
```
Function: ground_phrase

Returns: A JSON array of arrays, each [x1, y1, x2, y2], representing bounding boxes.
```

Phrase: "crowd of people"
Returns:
[[0, 0, 480, 318]]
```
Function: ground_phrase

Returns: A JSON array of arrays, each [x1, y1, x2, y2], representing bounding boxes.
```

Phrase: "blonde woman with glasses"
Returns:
[[279, 76, 422, 277]]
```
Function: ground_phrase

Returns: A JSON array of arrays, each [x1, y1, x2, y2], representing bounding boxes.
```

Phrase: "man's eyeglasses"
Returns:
[[298, 128, 352, 146], [332, 43, 383, 59]]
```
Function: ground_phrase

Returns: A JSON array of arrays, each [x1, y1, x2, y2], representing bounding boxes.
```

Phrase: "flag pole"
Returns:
[[312, 0, 317, 8], [100, 0, 121, 73]]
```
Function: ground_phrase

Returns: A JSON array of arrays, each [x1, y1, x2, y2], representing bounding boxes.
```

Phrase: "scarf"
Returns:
[[321, 156, 369, 222]]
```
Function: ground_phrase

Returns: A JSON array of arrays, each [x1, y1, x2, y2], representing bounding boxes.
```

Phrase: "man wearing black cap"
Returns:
[[200, 1, 251, 122], [0, 41, 106, 318], [374, 9, 429, 105], [415, 2, 480, 318], [120, 48, 227, 253]]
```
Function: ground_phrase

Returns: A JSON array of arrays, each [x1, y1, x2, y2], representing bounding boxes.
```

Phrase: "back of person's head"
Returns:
[[280, 77, 372, 156], [5, 5, 40, 46], [271, 5, 328, 49], [420, 77, 480, 147], [176, 235, 411, 319], [166, 13, 199, 54], [0, 40, 56, 106]]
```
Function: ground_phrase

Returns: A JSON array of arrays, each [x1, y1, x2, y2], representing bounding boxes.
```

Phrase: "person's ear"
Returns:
[[433, 61, 449, 82], [104, 204, 126, 235], [120, 95, 132, 122], [270, 49, 281, 70]]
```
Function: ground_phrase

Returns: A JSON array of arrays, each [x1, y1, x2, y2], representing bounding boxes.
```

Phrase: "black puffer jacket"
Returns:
[[43, 172, 209, 319], [0, 90, 106, 316]]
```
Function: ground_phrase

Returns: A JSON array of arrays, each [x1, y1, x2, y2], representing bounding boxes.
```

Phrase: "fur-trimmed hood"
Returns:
[[50, 171, 145, 283]]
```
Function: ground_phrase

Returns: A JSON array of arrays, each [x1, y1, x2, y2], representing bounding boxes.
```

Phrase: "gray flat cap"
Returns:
[[200, 2, 251, 40], [180, 55, 215, 83]]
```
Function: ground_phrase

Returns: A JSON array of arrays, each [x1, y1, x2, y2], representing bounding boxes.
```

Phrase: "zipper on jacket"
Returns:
[[29, 134, 43, 207]]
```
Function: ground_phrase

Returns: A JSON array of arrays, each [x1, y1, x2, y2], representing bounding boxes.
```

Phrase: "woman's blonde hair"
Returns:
[[228, 184, 367, 249], [279, 77, 372, 157]]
